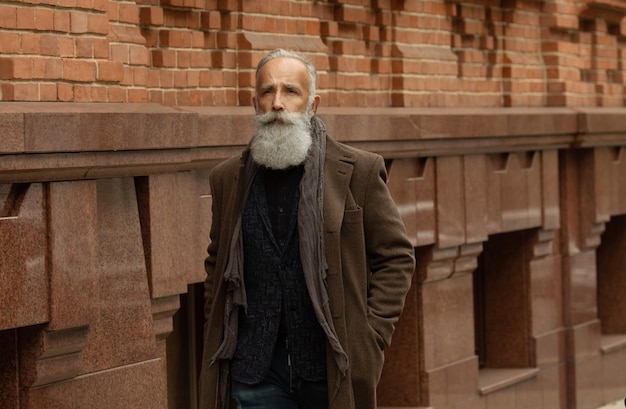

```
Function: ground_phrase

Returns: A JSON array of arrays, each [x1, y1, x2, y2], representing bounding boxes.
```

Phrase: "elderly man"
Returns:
[[199, 49, 415, 409]]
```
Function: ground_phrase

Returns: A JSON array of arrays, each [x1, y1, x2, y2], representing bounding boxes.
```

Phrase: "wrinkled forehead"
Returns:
[[256, 57, 310, 89]]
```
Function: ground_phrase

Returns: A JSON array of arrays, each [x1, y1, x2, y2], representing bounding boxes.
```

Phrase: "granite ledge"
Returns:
[[478, 367, 540, 396], [1, 104, 626, 184], [600, 334, 626, 354]]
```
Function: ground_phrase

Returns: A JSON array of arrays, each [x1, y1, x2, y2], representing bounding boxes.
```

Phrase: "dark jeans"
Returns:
[[231, 378, 328, 409], [231, 344, 328, 409]]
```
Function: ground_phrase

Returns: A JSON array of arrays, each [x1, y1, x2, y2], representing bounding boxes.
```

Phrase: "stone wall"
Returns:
[[2, 104, 626, 409]]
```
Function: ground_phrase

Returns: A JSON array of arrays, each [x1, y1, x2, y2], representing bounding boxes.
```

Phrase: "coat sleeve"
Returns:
[[362, 155, 415, 349], [204, 169, 222, 320]]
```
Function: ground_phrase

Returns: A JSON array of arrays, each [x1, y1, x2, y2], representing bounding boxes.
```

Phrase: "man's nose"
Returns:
[[272, 93, 284, 110]]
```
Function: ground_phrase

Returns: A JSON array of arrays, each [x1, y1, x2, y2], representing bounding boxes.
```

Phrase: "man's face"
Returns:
[[254, 57, 319, 116]]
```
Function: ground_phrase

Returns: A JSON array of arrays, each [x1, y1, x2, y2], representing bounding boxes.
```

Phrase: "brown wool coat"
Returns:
[[199, 135, 416, 409]]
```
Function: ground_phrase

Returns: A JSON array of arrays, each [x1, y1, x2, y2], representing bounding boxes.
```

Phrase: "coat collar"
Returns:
[[323, 137, 356, 233], [237, 135, 356, 234]]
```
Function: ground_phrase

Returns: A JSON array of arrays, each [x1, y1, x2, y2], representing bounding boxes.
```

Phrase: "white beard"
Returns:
[[250, 111, 313, 170]]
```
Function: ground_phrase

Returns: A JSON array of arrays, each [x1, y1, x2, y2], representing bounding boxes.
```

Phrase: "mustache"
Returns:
[[255, 111, 308, 126]]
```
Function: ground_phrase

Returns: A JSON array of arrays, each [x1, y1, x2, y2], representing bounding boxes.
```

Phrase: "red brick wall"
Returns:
[[0, 0, 624, 107]]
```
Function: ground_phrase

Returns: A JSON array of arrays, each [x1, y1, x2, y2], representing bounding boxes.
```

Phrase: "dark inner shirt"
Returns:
[[260, 165, 304, 247]]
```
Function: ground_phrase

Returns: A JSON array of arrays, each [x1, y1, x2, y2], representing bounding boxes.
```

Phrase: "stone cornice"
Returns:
[[1, 104, 625, 183]]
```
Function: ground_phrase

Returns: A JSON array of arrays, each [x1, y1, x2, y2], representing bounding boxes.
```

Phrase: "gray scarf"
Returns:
[[210, 116, 348, 402]]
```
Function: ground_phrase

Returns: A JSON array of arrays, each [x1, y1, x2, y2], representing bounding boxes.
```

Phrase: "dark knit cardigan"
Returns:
[[230, 168, 326, 383]]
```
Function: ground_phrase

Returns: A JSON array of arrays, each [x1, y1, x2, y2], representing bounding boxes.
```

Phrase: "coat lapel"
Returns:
[[323, 137, 356, 233]]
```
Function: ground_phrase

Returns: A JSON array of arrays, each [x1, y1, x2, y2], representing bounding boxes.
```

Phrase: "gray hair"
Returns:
[[255, 49, 317, 113]]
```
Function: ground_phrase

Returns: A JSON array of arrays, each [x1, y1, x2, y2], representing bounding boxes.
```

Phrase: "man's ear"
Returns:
[[252, 95, 257, 111], [311, 95, 321, 115]]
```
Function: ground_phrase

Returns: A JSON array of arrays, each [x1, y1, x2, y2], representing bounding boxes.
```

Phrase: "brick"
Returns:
[[107, 1, 119, 20], [63, 59, 97, 82], [70, 11, 88, 33], [542, 40, 580, 54], [35, 8, 54, 30], [456, 19, 484, 35], [0, 83, 15, 100], [458, 4, 485, 20], [13, 82, 39, 101], [177, 50, 191, 67], [127, 88, 148, 102], [73, 84, 92, 101], [119, 3, 139, 24], [189, 90, 202, 105], [132, 66, 148, 86], [17, 7, 36, 30], [191, 31, 204, 47], [241, 0, 260, 12], [211, 71, 229, 88], [173, 70, 186, 87], [236, 89, 253, 106], [160, 29, 191, 47], [97, 60, 124, 82], [121, 65, 132, 85], [216, 32, 236, 49], [56, 83, 73, 101], [1, 57, 34, 80], [335, 5, 369, 24], [164, 10, 187, 28], [176, 90, 190, 105], [91, 85, 108, 102], [0, 32, 20, 53], [188, 10, 201, 30], [148, 89, 164, 104], [160, 70, 174, 87], [240, 14, 256, 30], [40, 82, 57, 101], [458, 49, 486, 65], [162, 0, 190, 8], [89, 0, 106, 11], [108, 86, 126, 102], [139, 6, 164, 26], [129, 44, 149, 65], [163, 90, 177, 105], [200, 10, 220, 30], [142, 29, 158, 47], [218, 0, 238, 11], [43, 58, 62, 79], [198, 90, 212, 105], [224, 89, 237, 105], [53, 10, 70, 32], [220, 12, 237, 30], [75, 37, 93, 58], [58, 37, 75, 57], [147, 69, 159, 87], [93, 38, 109, 58], [110, 43, 129, 63], [187, 70, 199, 87], [32, 57, 45, 78], [541, 14, 579, 30], [0, 5, 18, 29], [190, 50, 210, 68], [88, 13, 109, 34], [76, 0, 93, 11], [21, 33, 41, 54], [199, 70, 210, 87], [0, 58, 15, 79], [363, 25, 379, 42]]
